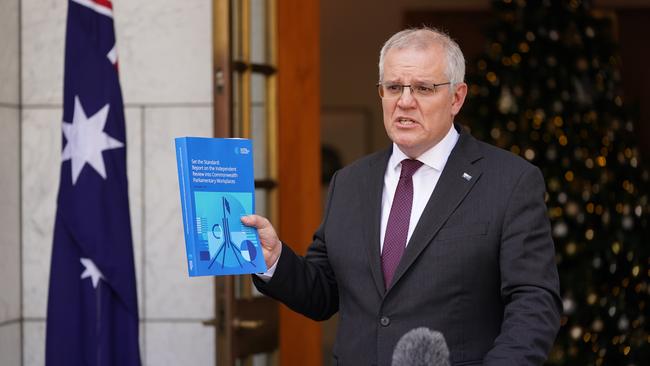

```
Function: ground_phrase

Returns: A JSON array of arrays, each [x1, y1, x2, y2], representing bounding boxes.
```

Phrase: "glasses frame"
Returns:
[[376, 81, 452, 99]]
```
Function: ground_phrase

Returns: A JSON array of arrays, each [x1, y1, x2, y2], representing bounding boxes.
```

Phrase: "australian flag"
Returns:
[[46, 0, 140, 365]]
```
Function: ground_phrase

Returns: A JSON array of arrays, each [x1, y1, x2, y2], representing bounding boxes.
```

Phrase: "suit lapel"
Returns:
[[361, 147, 391, 296], [389, 128, 484, 291]]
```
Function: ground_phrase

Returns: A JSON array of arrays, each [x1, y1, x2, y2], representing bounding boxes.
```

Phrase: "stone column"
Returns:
[[2, 1, 216, 364], [0, 0, 22, 362]]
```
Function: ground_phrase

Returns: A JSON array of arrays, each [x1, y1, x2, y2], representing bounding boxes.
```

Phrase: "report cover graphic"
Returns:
[[175, 137, 266, 276]]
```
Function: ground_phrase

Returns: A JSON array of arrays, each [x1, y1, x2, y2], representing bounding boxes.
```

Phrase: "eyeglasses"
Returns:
[[376, 82, 451, 99]]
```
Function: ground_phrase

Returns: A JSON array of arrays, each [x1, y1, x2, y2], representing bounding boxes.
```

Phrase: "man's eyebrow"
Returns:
[[382, 79, 436, 84], [411, 79, 436, 84]]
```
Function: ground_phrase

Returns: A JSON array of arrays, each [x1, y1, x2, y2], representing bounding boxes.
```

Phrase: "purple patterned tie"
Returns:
[[381, 159, 423, 289]]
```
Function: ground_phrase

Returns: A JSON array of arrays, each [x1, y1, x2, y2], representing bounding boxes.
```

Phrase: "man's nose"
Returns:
[[397, 86, 416, 107]]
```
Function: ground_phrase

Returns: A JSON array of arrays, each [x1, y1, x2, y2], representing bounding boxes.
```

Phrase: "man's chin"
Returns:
[[389, 129, 418, 142], [391, 133, 419, 147]]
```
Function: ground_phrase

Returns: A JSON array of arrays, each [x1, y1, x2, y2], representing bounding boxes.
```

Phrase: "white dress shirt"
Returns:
[[258, 124, 459, 279], [380, 124, 459, 251]]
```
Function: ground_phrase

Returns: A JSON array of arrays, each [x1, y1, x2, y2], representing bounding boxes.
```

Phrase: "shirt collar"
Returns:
[[389, 123, 460, 172]]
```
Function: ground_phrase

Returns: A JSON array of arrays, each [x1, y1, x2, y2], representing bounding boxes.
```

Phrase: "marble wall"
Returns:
[[2, 0, 216, 364], [0, 0, 22, 364]]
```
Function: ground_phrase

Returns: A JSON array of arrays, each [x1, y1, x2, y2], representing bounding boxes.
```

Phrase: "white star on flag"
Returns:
[[80, 257, 105, 289], [61, 95, 124, 185]]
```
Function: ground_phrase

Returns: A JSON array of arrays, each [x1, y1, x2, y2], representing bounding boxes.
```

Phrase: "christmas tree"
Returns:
[[464, 0, 649, 365]]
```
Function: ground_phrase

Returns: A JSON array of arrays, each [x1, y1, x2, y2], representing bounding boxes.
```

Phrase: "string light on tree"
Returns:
[[466, 0, 650, 364]]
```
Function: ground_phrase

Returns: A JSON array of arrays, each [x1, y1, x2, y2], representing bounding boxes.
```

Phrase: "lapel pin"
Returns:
[[462, 172, 472, 181]]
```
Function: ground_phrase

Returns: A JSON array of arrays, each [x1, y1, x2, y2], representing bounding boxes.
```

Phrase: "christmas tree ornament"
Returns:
[[465, 1, 649, 364]]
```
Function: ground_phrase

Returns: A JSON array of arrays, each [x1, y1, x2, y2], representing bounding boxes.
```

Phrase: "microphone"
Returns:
[[391, 327, 450, 366]]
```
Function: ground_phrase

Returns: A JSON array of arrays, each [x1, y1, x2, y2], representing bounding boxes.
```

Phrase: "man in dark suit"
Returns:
[[242, 27, 561, 365]]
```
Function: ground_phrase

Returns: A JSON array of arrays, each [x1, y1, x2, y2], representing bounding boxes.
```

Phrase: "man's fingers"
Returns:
[[241, 214, 278, 244], [241, 214, 282, 267], [241, 214, 266, 229]]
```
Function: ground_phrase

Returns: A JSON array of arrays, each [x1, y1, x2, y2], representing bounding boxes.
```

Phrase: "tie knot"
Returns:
[[400, 159, 423, 178]]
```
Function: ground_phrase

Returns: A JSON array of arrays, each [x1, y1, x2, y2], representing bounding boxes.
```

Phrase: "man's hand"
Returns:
[[241, 214, 282, 268]]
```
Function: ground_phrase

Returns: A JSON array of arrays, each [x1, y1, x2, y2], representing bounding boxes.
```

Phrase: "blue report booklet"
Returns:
[[175, 137, 267, 276]]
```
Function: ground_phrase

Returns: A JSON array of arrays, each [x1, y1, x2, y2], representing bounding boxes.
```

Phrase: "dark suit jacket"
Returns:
[[253, 125, 562, 366]]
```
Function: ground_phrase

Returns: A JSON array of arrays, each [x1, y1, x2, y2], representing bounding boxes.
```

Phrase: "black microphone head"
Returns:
[[391, 327, 450, 366]]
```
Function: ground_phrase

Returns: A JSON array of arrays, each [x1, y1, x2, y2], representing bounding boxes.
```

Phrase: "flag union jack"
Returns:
[[46, 1, 140, 365]]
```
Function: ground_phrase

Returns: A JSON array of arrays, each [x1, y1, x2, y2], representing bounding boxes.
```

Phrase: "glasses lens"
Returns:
[[379, 84, 403, 99], [412, 84, 435, 97], [378, 83, 448, 98]]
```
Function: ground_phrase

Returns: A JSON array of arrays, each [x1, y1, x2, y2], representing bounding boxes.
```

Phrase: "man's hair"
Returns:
[[378, 27, 466, 85]]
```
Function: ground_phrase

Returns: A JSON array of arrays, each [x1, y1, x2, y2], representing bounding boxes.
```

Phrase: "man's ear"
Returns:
[[451, 82, 468, 116]]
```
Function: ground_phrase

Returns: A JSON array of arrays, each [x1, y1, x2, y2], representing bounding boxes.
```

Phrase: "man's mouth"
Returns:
[[397, 118, 417, 126]]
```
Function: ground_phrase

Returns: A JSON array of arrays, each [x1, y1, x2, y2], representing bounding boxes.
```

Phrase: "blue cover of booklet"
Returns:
[[175, 137, 267, 276]]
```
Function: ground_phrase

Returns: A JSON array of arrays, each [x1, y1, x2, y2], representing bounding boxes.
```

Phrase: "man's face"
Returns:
[[381, 44, 467, 158]]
